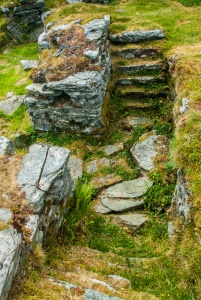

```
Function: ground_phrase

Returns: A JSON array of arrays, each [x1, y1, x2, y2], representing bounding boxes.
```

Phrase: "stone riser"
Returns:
[[116, 63, 167, 75], [116, 48, 162, 59], [116, 76, 167, 86]]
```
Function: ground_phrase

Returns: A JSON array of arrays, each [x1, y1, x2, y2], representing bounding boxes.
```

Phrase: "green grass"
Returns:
[[0, 43, 38, 97]]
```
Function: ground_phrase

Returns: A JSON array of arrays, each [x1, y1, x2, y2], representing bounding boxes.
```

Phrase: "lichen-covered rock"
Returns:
[[0, 229, 22, 300], [100, 198, 144, 213], [130, 133, 168, 171], [86, 158, 110, 174], [18, 144, 73, 215], [25, 16, 111, 135], [109, 30, 164, 44], [0, 208, 12, 223], [102, 177, 153, 199], [170, 170, 190, 222], [0, 94, 24, 115], [67, 155, 83, 180], [0, 136, 14, 156]]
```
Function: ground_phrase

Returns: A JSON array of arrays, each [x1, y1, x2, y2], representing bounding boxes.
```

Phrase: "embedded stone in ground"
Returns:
[[94, 203, 111, 214], [109, 30, 164, 44], [67, 155, 83, 180], [100, 198, 144, 212], [102, 177, 153, 199], [0, 136, 14, 156], [86, 158, 110, 174], [90, 174, 122, 190], [123, 117, 153, 129], [116, 213, 148, 228], [0, 94, 24, 115], [20, 60, 38, 70], [102, 143, 124, 156], [107, 275, 131, 289], [91, 279, 116, 292], [83, 289, 122, 300], [130, 132, 168, 171], [49, 278, 81, 291]]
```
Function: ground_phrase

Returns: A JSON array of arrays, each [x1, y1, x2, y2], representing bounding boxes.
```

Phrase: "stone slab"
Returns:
[[94, 203, 111, 214], [103, 177, 153, 199], [102, 143, 124, 156], [130, 133, 167, 171], [109, 30, 164, 44], [100, 198, 144, 212], [116, 213, 148, 228], [0, 208, 12, 223], [86, 158, 110, 174], [90, 174, 122, 190]]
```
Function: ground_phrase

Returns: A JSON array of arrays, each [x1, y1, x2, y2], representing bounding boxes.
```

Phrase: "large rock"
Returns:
[[0, 229, 22, 300], [109, 30, 164, 44], [0, 208, 12, 223], [25, 17, 111, 135], [0, 136, 14, 156], [18, 144, 73, 213], [102, 177, 153, 199], [67, 155, 83, 180], [130, 133, 168, 171]]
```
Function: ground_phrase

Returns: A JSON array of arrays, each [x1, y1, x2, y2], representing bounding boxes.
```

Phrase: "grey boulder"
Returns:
[[20, 60, 38, 70]]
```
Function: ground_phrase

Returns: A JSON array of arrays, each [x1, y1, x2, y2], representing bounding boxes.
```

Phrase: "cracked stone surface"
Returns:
[[130, 133, 168, 171]]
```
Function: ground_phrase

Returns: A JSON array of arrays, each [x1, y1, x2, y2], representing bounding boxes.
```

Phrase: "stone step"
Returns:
[[109, 29, 164, 44], [115, 47, 162, 59], [116, 61, 168, 75], [124, 101, 153, 110], [115, 86, 168, 99], [116, 75, 167, 86]]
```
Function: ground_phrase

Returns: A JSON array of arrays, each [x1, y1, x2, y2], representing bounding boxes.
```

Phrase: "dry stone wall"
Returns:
[[25, 16, 111, 135], [0, 144, 74, 300]]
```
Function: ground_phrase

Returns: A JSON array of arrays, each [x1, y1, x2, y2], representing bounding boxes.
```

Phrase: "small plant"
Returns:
[[65, 179, 96, 244]]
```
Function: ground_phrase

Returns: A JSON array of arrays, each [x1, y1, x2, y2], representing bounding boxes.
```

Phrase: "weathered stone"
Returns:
[[49, 278, 81, 291], [26, 83, 62, 97], [86, 158, 110, 174], [123, 117, 153, 129], [116, 213, 148, 228], [94, 203, 111, 214], [18, 144, 73, 213], [116, 76, 166, 86], [90, 174, 122, 190], [102, 143, 124, 156], [108, 275, 131, 289], [21, 14, 41, 25], [109, 30, 164, 44], [67, 155, 83, 180], [25, 214, 40, 243], [91, 279, 116, 291], [83, 289, 122, 300], [34, 0, 45, 8], [0, 94, 24, 115], [0, 229, 22, 300], [0, 136, 14, 156], [171, 170, 190, 222], [179, 97, 189, 114], [130, 133, 168, 171], [66, 0, 83, 3], [102, 177, 153, 199], [20, 60, 38, 70], [0, 208, 12, 223], [100, 198, 144, 212], [117, 48, 160, 59], [117, 62, 166, 74], [0, 6, 10, 16], [27, 17, 111, 135]]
